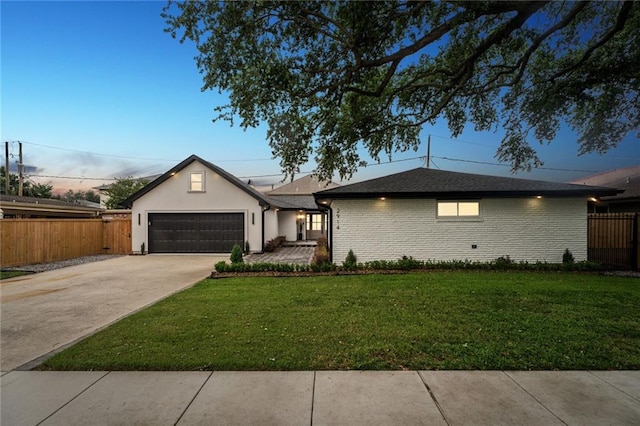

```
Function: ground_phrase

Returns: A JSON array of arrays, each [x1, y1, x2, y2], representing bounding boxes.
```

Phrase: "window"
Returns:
[[189, 172, 205, 192], [437, 201, 480, 217], [306, 213, 324, 231]]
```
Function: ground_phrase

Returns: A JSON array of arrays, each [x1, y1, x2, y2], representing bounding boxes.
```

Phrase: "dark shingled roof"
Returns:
[[314, 168, 621, 199], [268, 174, 339, 195], [0, 195, 103, 210], [268, 195, 323, 210]]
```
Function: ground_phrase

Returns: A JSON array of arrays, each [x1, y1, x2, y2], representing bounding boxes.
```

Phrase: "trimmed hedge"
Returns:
[[215, 261, 336, 273], [214, 256, 603, 274]]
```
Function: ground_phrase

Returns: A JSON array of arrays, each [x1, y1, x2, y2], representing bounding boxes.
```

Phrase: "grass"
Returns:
[[0, 270, 32, 280], [40, 271, 640, 371]]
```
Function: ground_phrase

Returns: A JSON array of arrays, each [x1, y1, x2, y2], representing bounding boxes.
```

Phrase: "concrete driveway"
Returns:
[[1, 255, 224, 372]]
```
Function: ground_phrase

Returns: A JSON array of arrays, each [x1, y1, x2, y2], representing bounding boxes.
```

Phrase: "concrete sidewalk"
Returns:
[[2, 370, 639, 425]]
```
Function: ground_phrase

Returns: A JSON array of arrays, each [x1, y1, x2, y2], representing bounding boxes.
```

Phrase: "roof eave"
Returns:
[[314, 189, 621, 200]]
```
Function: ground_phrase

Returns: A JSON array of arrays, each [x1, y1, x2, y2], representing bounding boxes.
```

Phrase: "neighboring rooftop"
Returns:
[[0, 195, 104, 218], [569, 165, 640, 201], [266, 174, 339, 210], [315, 168, 621, 199], [268, 174, 339, 195]]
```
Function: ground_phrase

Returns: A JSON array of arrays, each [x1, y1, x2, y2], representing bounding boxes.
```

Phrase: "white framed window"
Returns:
[[306, 213, 324, 231], [189, 171, 205, 192], [437, 200, 480, 217]]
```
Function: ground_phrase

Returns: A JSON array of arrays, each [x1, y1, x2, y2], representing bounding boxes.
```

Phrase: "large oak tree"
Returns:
[[163, 1, 639, 180]]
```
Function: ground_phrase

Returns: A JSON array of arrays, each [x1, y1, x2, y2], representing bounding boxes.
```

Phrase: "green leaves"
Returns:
[[164, 1, 639, 180], [104, 177, 149, 209]]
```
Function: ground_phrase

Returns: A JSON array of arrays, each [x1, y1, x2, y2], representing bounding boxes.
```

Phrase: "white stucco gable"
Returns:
[[127, 155, 272, 254]]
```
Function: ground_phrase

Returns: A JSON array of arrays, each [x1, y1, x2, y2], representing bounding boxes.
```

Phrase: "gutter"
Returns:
[[326, 204, 333, 263], [261, 204, 271, 252]]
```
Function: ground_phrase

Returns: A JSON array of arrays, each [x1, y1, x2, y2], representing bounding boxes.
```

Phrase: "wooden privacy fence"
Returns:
[[1, 218, 131, 268], [588, 213, 639, 270]]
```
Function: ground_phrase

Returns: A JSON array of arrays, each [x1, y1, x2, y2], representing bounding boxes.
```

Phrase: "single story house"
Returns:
[[314, 168, 621, 263], [123, 155, 335, 254], [0, 195, 104, 218]]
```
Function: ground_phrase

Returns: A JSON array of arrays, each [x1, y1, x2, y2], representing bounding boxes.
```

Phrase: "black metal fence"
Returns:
[[588, 213, 639, 270]]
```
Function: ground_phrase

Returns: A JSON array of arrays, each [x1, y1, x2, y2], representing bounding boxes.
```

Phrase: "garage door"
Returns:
[[148, 213, 244, 253]]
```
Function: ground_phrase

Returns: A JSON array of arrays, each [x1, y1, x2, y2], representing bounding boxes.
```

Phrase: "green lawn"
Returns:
[[0, 270, 32, 280], [40, 271, 640, 371]]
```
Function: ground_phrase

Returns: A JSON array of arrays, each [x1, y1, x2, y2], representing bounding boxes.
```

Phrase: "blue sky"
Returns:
[[1, 1, 637, 194]]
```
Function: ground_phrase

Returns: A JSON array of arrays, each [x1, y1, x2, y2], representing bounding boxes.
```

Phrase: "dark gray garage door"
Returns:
[[148, 213, 244, 253]]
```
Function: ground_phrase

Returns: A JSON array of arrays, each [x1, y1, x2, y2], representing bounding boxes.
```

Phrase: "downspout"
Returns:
[[326, 204, 333, 263], [262, 204, 270, 253]]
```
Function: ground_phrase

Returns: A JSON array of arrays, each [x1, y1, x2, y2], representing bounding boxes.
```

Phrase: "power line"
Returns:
[[237, 171, 313, 179], [433, 155, 602, 173], [18, 140, 273, 163], [27, 174, 118, 181], [366, 156, 425, 166], [19, 141, 179, 162]]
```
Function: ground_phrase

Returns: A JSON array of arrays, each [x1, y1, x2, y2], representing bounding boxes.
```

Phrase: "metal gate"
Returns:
[[588, 213, 639, 270]]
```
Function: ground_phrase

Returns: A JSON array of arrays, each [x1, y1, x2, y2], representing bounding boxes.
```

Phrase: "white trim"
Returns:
[[436, 200, 481, 219], [188, 171, 206, 192]]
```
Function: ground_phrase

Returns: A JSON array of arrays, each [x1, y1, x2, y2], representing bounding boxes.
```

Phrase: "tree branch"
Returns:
[[548, 1, 633, 81]]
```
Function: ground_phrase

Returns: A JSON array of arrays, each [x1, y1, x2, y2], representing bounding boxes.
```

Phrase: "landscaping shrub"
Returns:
[[343, 249, 357, 269], [244, 240, 250, 254], [562, 248, 574, 264], [313, 237, 330, 265], [214, 261, 228, 272], [214, 255, 603, 275], [215, 261, 314, 273], [316, 236, 328, 248], [230, 244, 244, 264], [493, 255, 514, 268], [310, 262, 337, 272], [264, 235, 287, 252], [397, 255, 424, 270]]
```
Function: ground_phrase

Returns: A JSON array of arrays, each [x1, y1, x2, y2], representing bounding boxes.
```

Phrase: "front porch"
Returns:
[[244, 244, 315, 265], [276, 209, 329, 242]]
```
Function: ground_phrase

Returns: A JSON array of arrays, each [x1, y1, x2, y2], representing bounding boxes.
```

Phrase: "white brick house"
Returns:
[[314, 168, 619, 264]]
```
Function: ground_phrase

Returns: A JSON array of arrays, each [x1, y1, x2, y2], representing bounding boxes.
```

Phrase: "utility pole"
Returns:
[[4, 141, 9, 195], [18, 142, 23, 196], [426, 134, 431, 168]]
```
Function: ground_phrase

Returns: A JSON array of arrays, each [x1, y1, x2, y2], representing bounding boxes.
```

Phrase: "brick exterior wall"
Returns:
[[330, 197, 587, 264]]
